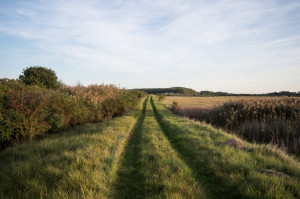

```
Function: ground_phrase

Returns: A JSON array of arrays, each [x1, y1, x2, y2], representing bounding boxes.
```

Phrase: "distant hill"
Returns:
[[134, 87, 300, 97], [199, 91, 300, 97]]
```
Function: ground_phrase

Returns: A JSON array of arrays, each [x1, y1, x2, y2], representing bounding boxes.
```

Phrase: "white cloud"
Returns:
[[0, 0, 300, 92]]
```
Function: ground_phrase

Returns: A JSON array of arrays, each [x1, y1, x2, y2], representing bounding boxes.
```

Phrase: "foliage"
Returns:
[[0, 78, 146, 147], [19, 66, 59, 89]]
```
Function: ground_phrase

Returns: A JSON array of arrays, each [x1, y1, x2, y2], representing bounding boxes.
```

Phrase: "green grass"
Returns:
[[0, 98, 146, 199], [151, 96, 300, 198], [1, 95, 300, 199], [114, 96, 205, 198]]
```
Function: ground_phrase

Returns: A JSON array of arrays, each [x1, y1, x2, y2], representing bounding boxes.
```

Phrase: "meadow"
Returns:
[[1, 96, 300, 198]]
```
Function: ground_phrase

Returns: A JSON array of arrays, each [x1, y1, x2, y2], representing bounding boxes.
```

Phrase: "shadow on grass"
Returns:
[[113, 97, 148, 199], [150, 96, 247, 199]]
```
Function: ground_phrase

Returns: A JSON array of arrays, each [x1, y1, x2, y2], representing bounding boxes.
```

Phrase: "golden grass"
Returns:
[[163, 96, 257, 109]]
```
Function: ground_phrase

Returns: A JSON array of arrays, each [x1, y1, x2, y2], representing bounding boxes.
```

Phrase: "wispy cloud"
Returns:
[[0, 0, 300, 92]]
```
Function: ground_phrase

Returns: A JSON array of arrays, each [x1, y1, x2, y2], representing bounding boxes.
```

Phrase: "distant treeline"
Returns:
[[134, 87, 300, 97], [199, 91, 300, 97], [135, 87, 198, 96]]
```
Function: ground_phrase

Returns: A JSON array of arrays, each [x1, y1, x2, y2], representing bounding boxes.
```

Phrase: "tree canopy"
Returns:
[[19, 66, 59, 89]]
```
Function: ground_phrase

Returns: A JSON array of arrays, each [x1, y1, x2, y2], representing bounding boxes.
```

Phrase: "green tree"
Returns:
[[19, 66, 59, 89]]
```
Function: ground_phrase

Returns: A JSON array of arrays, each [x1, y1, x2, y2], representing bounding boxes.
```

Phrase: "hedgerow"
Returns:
[[0, 78, 146, 148]]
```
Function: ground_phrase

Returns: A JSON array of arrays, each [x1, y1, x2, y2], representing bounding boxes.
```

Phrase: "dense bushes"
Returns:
[[173, 97, 300, 155], [0, 78, 146, 147]]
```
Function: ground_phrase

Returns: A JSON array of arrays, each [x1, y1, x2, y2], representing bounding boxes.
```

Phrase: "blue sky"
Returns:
[[0, 0, 300, 93]]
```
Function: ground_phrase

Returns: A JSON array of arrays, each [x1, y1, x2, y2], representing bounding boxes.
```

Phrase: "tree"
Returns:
[[19, 66, 59, 89]]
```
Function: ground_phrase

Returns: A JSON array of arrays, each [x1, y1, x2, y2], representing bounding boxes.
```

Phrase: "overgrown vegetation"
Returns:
[[0, 77, 145, 148], [173, 97, 300, 155]]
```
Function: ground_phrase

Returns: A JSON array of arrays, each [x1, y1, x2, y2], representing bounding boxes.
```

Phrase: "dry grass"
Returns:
[[162, 96, 251, 109]]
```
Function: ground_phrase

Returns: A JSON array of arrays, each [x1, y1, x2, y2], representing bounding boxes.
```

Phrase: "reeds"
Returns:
[[173, 97, 300, 155]]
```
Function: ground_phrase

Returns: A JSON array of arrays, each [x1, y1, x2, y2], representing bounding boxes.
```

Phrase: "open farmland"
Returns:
[[163, 96, 251, 109], [1, 96, 300, 198]]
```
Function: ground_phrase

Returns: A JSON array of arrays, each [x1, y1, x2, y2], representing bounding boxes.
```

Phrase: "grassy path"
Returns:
[[113, 97, 206, 198], [1, 96, 300, 198]]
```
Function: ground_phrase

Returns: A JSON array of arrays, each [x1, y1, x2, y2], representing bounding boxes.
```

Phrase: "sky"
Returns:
[[0, 0, 300, 93]]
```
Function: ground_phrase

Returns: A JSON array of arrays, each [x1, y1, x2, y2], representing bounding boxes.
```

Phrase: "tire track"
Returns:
[[113, 96, 206, 198], [112, 97, 148, 198], [150, 96, 221, 199]]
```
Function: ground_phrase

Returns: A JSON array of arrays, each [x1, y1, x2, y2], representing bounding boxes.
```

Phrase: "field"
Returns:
[[1, 96, 300, 198], [164, 96, 300, 155], [163, 96, 249, 109]]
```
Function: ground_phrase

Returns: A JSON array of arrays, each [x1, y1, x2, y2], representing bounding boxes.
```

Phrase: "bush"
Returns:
[[171, 101, 179, 111], [158, 94, 165, 102], [19, 66, 59, 89], [0, 79, 145, 148]]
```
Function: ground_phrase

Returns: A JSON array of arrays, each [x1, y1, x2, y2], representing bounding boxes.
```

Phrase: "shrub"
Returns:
[[171, 101, 179, 111], [158, 94, 165, 102]]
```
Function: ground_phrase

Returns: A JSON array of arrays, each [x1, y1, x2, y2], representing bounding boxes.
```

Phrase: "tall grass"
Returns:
[[151, 96, 300, 198], [0, 79, 145, 148], [173, 97, 300, 155]]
